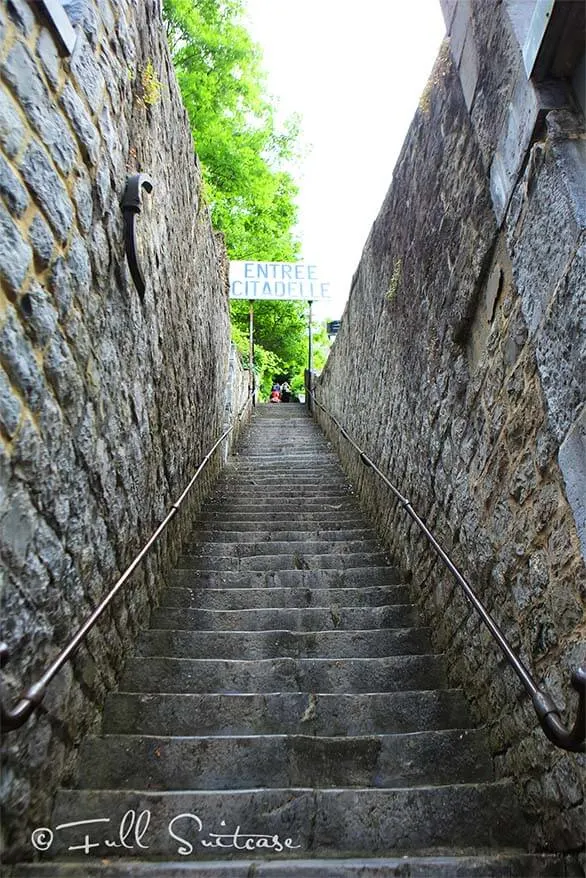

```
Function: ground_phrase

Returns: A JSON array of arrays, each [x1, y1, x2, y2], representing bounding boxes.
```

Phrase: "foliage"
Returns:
[[386, 257, 402, 302], [230, 299, 306, 399], [141, 59, 162, 106], [163, 0, 301, 261], [230, 300, 331, 399], [163, 0, 330, 397]]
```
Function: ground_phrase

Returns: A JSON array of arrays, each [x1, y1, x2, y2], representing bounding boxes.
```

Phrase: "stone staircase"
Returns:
[[13, 404, 568, 876]]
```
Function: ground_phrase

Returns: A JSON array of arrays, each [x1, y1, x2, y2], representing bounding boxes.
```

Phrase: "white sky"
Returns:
[[243, 0, 446, 319]]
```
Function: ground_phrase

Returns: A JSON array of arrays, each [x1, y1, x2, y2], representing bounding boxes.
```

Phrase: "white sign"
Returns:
[[229, 261, 331, 301]]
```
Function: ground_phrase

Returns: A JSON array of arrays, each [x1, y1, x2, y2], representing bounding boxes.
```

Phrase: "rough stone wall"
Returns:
[[316, 13, 585, 860], [0, 0, 240, 859]]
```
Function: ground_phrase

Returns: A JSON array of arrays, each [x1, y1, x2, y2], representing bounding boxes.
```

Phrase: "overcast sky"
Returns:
[[243, 0, 446, 319]]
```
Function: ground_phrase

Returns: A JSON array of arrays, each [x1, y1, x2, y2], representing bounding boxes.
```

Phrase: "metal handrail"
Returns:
[[0, 391, 253, 732], [309, 390, 586, 753]]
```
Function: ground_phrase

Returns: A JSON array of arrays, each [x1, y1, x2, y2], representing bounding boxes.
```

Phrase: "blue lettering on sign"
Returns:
[[229, 262, 331, 299]]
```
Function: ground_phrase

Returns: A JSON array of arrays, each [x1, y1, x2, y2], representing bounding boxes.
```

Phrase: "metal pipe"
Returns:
[[0, 392, 253, 732], [309, 390, 586, 753], [248, 299, 255, 406], [308, 300, 313, 375]]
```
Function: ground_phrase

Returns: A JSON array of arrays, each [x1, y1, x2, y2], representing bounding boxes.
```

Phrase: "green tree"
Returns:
[[163, 0, 323, 398], [163, 0, 301, 261]]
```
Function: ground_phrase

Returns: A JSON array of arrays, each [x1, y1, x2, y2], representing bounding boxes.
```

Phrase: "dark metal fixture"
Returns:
[[0, 391, 253, 732], [122, 173, 154, 298], [309, 390, 586, 754]]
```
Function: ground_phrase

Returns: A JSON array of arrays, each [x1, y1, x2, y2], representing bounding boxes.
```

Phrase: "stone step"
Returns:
[[76, 729, 492, 791], [196, 509, 365, 521], [136, 627, 431, 660], [178, 552, 392, 572], [203, 499, 360, 512], [230, 454, 340, 460], [119, 655, 444, 694], [45, 782, 529, 858], [160, 584, 410, 609], [208, 487, 354, 499], [183, 540, 383, 558], [8, 853, 570, 877], [169, 567, 404, 589], [102, 690, 476, 737], [222, 473, 348, 484], [188, 529, 376, 543], [149, 604, 416, 632], [230, 465, 345, 475]]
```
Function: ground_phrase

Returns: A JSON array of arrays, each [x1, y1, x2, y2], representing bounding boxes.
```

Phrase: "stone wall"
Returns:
[[0, 0, 242, 859], [316, 3, 585, 857]]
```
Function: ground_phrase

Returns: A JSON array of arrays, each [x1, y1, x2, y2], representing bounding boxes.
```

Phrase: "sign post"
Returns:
[[308, 300, 313, 375], [229, 262, 332, 402], [248, 299, 255, 405]]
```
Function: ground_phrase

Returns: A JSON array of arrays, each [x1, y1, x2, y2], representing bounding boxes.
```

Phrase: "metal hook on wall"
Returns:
[[122, 173, 154, 298]]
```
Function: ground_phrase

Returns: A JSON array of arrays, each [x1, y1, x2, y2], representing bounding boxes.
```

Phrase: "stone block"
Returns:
[[73, 167, 93, 233], [29, 212, 55, 268], [0, 487, 36, 569], [0, 153, 29, 217], [551, 133, 586, 232], [449, 0, 471, 66], [0, 367, 22, 438], [43, 335, 84, 417], [60, 82, 100, 165], [70, 30, 106, 113], [535, 242, 585, 442], [0, 201, 32, 295], [19, 282, 59, 347], [48, 256, 72, 318], [508, 145, 579, 340], [0, 309, 45, 412], [6, 0, 35, 36], [470, 6, 523, 172], [439, 0, 457, 31], [558, 406, 586, 561], [36, 27, 61, 90], [0, 88, 25, 158], [2, 42, 76, 175], [459, 26, 479, 112], [20, 142, 74, 244]]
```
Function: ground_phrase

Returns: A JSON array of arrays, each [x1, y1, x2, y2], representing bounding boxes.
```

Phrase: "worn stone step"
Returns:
[[160, 584, 410, 609], [203, 499, 359, 512], [207, 484, 354, 505], [169, 567, 404, 589], [119, 655, 444, 694], [196, 509, 365, 521], [8, 853, 571, 877], [149, 604, 416, 632], [137, 627, 431, 660], [188, 529, 376, 543], [178, 552, 392, 572], [184, 540, 382, 557], [221, 473, 347, 484], [46, 782, 529, 857], [234, 459, 338, 468], [77, 729, 492, 791], [102, 690, 477, 737], [226, 470, 342, 485]]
